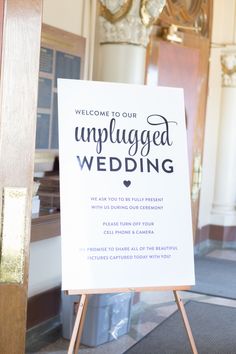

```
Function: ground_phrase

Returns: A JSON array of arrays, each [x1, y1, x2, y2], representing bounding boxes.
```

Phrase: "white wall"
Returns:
[[198, 0, 236, 228], [28, 237, 61, 296], [198, 47, 222, 227]]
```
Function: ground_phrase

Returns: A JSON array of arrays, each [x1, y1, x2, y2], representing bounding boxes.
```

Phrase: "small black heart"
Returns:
[[123, 180, 131, 187]]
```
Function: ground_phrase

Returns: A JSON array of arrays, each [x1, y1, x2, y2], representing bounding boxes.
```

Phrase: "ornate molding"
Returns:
[[159, 0, 210, 37], [221, 54, 236, 88], [140, 0, 166, 27], [99, 0, 166, 47], [100, 0, 133, 23]]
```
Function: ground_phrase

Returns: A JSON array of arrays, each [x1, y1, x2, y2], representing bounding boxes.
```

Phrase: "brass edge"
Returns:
[[0, 190, 3, 265], [0, 187, 27, 284]]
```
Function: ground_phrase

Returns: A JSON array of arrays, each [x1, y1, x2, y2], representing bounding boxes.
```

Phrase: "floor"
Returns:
[[28, 248, 236, 354]]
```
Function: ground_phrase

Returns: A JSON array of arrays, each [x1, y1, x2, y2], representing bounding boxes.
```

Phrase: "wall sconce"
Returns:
[[163, 24, 183, 43], [162, 23, 200, 43]]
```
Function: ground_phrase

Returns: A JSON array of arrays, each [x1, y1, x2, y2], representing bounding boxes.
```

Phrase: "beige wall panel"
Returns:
[[43, 0, 98, 82], [43, 0, 84, 35], [212, 0, 236, 44]]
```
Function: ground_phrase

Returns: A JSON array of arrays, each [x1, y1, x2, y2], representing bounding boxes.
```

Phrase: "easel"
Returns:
[[58, 77, 198, 354], [67, 288, 198, 354]]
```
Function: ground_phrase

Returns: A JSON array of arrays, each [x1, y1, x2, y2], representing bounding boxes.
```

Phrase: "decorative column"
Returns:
[[212, 53, 236, 225], [97, 0, 166, 84]]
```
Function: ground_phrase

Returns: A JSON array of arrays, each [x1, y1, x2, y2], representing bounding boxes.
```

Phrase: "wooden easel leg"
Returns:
[[68, 294, 88, 354], [74, 295, 88, 353], [173, 291, 198, 354]]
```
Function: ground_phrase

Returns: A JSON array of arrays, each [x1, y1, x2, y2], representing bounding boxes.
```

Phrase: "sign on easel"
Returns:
[[58, 79, 195, 293]]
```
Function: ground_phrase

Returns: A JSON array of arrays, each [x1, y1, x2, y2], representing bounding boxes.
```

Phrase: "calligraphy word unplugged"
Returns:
[[74, 115, 177, 174]]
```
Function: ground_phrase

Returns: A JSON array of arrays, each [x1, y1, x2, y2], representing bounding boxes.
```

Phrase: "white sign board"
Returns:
[[58, 79, 195, 292]]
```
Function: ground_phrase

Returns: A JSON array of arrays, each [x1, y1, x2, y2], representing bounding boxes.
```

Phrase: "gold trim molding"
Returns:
[[100, 41, 146, 47], [140, 0, 166, 27], [100, 0, 133, 23]]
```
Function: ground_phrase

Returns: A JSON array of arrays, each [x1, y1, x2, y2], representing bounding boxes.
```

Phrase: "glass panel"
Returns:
[[54, 50, 81, 87], [36, 113, 50, 149], [39, 47, 53, 73], [51, 93, 58, 149], [37, 77, 52, 109]]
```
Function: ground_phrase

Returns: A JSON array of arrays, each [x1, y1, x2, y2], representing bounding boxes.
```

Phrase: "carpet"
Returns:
[[124, 301, 236, 354], [191, 256, 236, 299]]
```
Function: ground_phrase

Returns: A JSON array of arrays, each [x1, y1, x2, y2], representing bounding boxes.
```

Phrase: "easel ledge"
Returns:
[[67, 284, 191, 295], [67, 286, 198, 354]]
